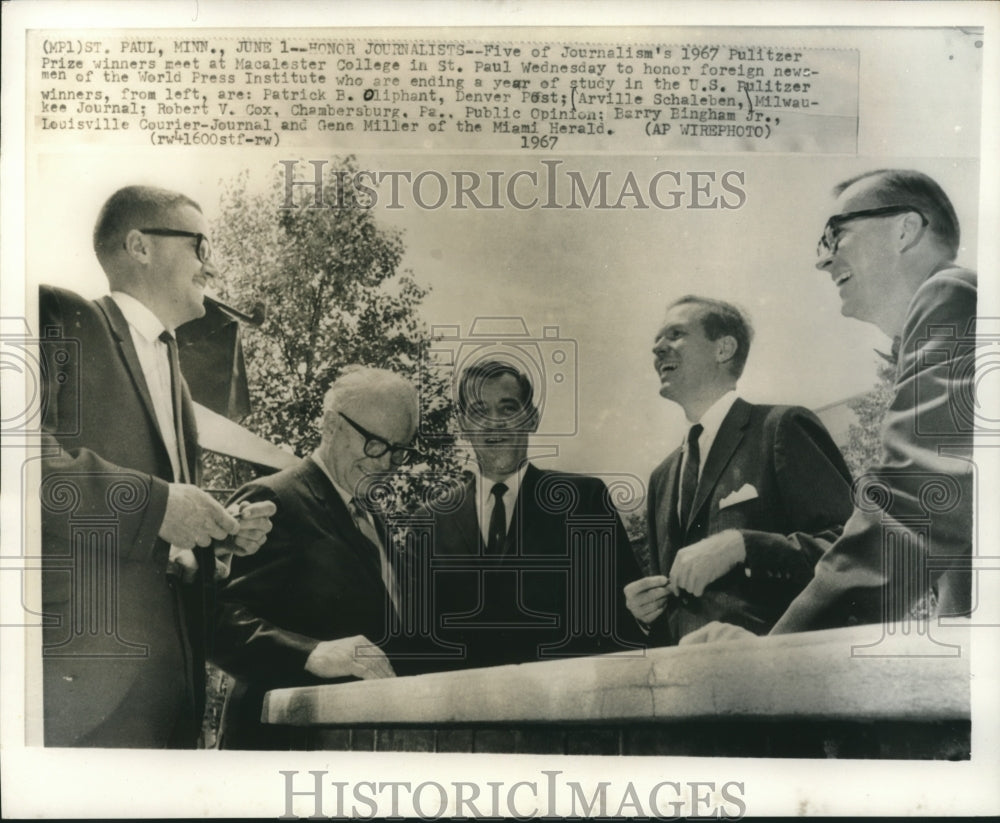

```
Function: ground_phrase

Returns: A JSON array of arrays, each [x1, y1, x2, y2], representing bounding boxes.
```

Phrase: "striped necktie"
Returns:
[[350, 497, 400, 616]]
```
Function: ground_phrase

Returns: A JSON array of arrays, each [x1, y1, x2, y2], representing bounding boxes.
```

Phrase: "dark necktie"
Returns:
[[486, 482, 509, 554], [678, 423, 703, 530], [160, 331, 208, 597], [159, 330, 191, 484]]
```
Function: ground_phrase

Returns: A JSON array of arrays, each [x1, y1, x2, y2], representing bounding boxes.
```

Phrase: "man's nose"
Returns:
[[815, 247, 834, 271], [652, 338, 669, 355], [202, 258, 219, 279], [372, 451, 394, 471]]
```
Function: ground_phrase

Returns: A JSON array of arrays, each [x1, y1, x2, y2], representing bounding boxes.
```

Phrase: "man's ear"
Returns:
[[318, 410, 337, 442], [715, 335, 738, 366], [123, 228, 150, 263], [898, 211, 925, 253]]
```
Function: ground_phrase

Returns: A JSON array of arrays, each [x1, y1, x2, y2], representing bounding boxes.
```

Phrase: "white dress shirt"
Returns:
[[678, 390, 739, 517], [471, 461, 529, 545], [110, 292, 205, 577], [110, 291, 182, 482]]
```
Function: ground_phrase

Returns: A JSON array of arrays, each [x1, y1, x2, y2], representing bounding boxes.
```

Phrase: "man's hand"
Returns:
[[624, 575, 670, 624], [667, 530, 746, 597], [159, 484, 239, 549], [211, 500, 279, 582], [226, 500, 277, 556], [305, 635, 396, 680], [679, 621, 758, 645]]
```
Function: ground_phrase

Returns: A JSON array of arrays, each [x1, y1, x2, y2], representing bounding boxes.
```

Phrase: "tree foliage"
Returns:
[[842, 356, 936, 616], [209, 157, 460, 510], [841, 358, 896, 479]]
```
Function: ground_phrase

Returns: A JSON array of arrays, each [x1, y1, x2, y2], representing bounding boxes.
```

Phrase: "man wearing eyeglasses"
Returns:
[[683, 169, 977, 644], [38, 185, 275, 748], [211, 366, 420, 748]]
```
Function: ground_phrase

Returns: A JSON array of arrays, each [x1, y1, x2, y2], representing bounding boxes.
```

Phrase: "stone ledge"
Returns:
[[262, 621, 970, 728]]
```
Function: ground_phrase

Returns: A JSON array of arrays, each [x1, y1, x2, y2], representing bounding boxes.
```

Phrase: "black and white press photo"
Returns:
[[2, 1, 998, 818]]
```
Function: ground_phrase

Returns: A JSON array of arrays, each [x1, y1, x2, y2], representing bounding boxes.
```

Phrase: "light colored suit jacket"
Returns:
[[773, 267, 976, 632]]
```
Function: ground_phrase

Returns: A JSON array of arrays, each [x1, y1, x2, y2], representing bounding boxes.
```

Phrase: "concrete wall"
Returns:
[[262, 621, 971, 758]]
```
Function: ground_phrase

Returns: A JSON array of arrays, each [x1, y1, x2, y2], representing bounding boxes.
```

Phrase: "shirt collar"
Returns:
[[689, 390, 739, 447], [471, 460, 530, 500], [310, 451, 355, 510], [110, 291, 169, 342]]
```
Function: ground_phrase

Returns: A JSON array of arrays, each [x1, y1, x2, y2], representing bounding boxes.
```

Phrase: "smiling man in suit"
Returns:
[[39, 185, 274, 748], [211, 366, 420, 748], [625, 296, 853, 643], [417, 359, 644, 671], [683, 170, 976, 644]]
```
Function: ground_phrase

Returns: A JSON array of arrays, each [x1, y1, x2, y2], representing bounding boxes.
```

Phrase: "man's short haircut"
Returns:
[[321, 366, 419, 431], [834, 169, 960, 260], [457, 359, 535, 413], [668, 295, 754, 378], [93, 185, 202, 265]]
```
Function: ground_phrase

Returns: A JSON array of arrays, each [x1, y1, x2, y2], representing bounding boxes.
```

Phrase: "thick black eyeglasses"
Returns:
[[338, 411, 416, 466], [137, 228, 213, 265], [817, 205, 928, 258]]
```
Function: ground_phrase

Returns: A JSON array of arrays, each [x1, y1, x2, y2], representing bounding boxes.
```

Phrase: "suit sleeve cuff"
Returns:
[[739, 529, 809, 581]]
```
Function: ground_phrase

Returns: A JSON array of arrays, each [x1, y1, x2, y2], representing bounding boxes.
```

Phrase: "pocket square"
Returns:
[[719, 483, 759, 509]]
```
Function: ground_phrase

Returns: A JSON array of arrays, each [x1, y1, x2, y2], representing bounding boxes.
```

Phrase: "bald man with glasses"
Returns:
[[212, 366, 421, 748], [39, 185, 274, 748]]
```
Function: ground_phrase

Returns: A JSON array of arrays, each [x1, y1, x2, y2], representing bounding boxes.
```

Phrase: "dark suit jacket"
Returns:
[[412, 463, 645, 671], [773, 267, 976, 633], [39, 285, 207, 748], [647, 398, 853, 641], [211, 458, 406, 748]]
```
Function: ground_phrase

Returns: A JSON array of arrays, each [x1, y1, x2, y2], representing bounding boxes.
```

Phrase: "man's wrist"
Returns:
[[724, 529, 747, 565]]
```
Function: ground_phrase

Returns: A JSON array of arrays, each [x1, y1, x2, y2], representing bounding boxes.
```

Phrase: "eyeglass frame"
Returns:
[[338, 411, 417, 466], [132, 228, 214, 267], [816, 205, 928, 258]]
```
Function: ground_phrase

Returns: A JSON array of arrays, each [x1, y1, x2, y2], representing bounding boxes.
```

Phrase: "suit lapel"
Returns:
[[687, 398, 751, 531], [458, 473, 483, 553], [664, 453, 685, 560], [302, 461, 382, 579], [96, 296, 163, 449], [509, 463, 542, 556]]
